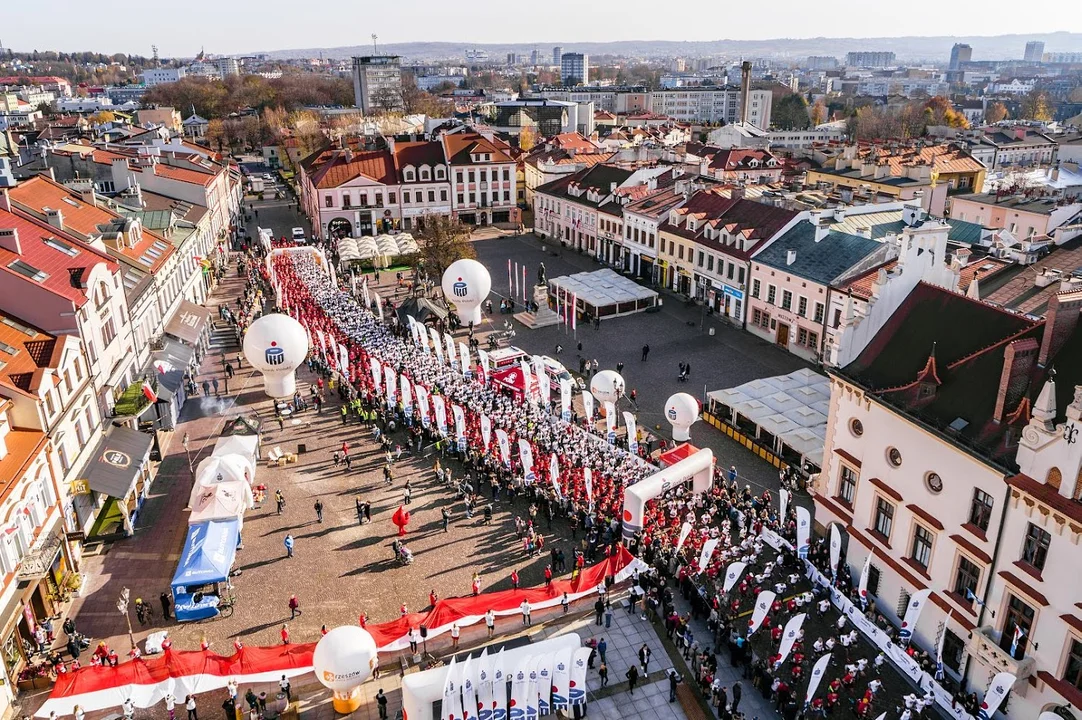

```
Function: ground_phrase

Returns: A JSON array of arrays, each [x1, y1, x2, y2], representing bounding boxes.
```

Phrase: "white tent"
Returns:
[[212, 435, 260, 466], [188, 481, 253, 524], [192, 454, 254, 511], [549, 269, 658, 319]]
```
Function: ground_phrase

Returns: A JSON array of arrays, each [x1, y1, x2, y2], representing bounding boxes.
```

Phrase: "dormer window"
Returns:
[[404, 167, 415, 182], [749, 159, 759, 168], [420, 166, 430, 181], [435, 166, 445, 179]]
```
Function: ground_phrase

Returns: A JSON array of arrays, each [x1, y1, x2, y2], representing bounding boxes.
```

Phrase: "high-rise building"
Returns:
[[806, 56, 839, 70], [845, 51, 896, 68], [1024, 40, 1045, 62], [506, 53, 515, 66], [948, 43, 972, 70], [351, 55, 402, 114], [530, 49, 539, 65], [216, 57, 239, 77], [552, 47, 563, 66], [560, 53, 589, 86]]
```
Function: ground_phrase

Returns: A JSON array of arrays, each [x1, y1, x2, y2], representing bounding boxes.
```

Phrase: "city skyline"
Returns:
[[2, 0, 1081, 57]]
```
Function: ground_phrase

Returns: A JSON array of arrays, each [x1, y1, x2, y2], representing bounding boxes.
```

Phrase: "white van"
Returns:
[[291, 227, 306, 243]]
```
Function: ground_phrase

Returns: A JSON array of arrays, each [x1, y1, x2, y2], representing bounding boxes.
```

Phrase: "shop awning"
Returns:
[[152, 338, 196, 399], [83, 426, 153, 499], [164, 301, 211, 345]]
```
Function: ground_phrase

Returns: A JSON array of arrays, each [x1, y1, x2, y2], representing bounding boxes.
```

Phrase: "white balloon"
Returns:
[[442, 259, 492, 325], [312, 626, 379, 692], [242, 313, 309, 398], [589, 370, 624, 404], [665, 392, 700, 441]]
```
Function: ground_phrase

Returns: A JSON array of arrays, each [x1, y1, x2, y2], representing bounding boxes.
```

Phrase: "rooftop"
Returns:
[[754, 220, 888, 285], [0, 311, 59, 396], [952, 193, 1079, 215]]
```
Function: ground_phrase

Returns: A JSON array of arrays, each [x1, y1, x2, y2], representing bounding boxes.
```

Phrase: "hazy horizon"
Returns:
[[3, 0, 1081, 58]]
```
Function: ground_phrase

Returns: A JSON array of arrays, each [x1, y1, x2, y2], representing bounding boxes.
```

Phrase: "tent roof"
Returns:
[[397, 298, 448, 323], [549, 268, 658, 310], [171, 519, 239, 588]]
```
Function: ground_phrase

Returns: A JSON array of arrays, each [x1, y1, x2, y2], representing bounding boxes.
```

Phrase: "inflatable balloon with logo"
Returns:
[[441, 259, 492, 325], [589, 370, 624, 407], [242, 314, 310, 398], [313, 626, 379, 713], [665, 392, 700, 441]]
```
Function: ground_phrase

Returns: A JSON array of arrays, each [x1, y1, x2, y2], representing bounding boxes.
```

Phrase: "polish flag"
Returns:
[[142, 382, 157, 403]]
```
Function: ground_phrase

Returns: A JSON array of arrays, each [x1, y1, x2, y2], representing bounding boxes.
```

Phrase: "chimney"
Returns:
[[786, 249, 797, 265], [1038, 291, 1082, 367], [44, 207, 64, 230], [79, 186, 97, 205], [740, 61, 752, 126], [730, 186, 745, 200], [0, 227, 20, 254], [993, 337, 1039, 423], [0, 189, 9, 213]]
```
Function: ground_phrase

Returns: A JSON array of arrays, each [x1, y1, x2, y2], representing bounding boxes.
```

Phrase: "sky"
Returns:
[[3, 0, 1080, 57]]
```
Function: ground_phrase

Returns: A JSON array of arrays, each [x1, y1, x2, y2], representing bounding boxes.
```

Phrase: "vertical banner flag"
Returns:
[[559, 378, 572, 422], [442, 657, 460, 720], [495, 429, 511, 467], [779, 487, 790, 522], [532, 356, 550, 407], [478, 349, 491, 379], [582, 391, 594, 420], [536, 654, 553, 717], [480, 414, 492, 451], [315, 329, 326, 359], [416, 386, 431, 428], [476, 649, 493, 720], [623, 411, 638, 454], [525, 657, 540, 720], [551, 647, 572, 712], [384, 366, 397, 409], [697, 538, 720, 574], [430, 327, 445, 365], [459, 342, 472, 378], [369, 358, 382, 397], [747, 590, 776, 635], [522, 265, 527, 302], [362, 277, 371, 309], [898, 588, 932, 642], [805, 654, 832, 704], [519, 439, 536, 483], [461, 656, 476, 720], [604, 402, 617, 443], [339, 344, 349, 375], [514, 262, 520, 301], [977, 672, 1017, 720], [723, 561, 747, 593], [444, 333, 457, 369], [796, 506, 812, 558], [777, 613, 806, 665], [829, 523, 843, 579], [510, 662, 530, 720], [858, 549, 874, 608], [400, 375, 413, 415], [549, 455, 561, 499], [583, 467, 593, 510], [374, 292, 384, 323], [935, 610, 952, 680], [508, 259, 513, 298], [569, 647, 591, 706], [520, 361, 534, 401], [674, 522, 693, 553], [453, 404, 467, 450], [571, 294, 577, 330], [433, 395, 448, 435], [490, 649, 507, 720]]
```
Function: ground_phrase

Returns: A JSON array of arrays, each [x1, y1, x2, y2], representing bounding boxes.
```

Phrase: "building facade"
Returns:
[[352, 56, 402, 113], [560, 53, 589, 86]]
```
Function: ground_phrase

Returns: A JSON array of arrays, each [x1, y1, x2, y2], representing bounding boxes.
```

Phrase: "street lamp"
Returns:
[[117, 587, 136, 651]]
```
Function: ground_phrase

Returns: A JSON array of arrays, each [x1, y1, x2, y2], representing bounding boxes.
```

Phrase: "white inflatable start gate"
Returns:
[[622, 448, 714, 541]]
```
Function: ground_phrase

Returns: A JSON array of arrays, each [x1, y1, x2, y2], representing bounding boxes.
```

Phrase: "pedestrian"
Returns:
[[625, 665, 639, 694], [545, 565, 553, 587], [668, 669, 682, 702], [288, 594, 300, 619], [641, 344, 650, 361], [164, 695, 176, 720], [486, 609, 496, 638], [616, 361, 624, 374], [376, 689, 388, 720], [212, 377, 220, 396], [597, 637, 607, 663], [275, 489, 285, 515], [598, 662, 608, 687], [225, 362, 234, 379], [639, 644, 651, 673], [472, 572, 482, 596], [356, 498, 365, 525], [441, 507, 451, 531], [202, 379, 211, 397], [520, 599, 532, 626], [160, 591, 172, 620], [450, 623, 460, 649], [731, 681, 742, 714], [604, 603, 614, 628], [594, 598, 605, 625], [561, 593, 569, 614], [279, 675, 292, 702], [280, 624, 289, 644], [510, 569, 519, 589], [408, 627, 419, 654], [314, 499, 324, 523], [185, 695, 198, 720], [284, 534, 294, 558]]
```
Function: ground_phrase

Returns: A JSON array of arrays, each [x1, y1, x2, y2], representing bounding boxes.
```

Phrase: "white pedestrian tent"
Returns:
[[548, 268, 659, 319], [706, 368, 829, 471], [212, 434, 260, 466], [338, 234, 419, 269]]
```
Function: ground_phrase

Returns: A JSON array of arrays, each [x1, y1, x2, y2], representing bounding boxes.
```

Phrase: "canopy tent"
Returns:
[[490, 365, 535, 402], [212, 434, 260, 466], [171, 519, 240, 622], [656, 442, 699, 467], [549, 269, 658, 319], [707, 368, 829, 470], [395, 296, 449, 325], [194, 453, 253, 488], [164, 300, 212, 346], [338, 234, 419, 269], [188, 481, 253, 525]]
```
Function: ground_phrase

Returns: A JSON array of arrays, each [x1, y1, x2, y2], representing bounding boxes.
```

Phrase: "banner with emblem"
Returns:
[[796, 506, 811, 558], [623, 411, 638, 454], [490, 649, 507, 720], [697, 537, 719, 574], [400, 375, 413, 415], [433, 395, 448, 435], [445, 333, 457, 369], [519, 439, 536, 483], [898, 588, 932, 642], [453, 405, 467, 451], [477, 349, 491, 378], [519, 361, 534, 401], [374, 292, 384, 323], [480, 414, 492, 451], [604, 402, 617, 443], [805, 654, 831, 704], [583, 467, 593, 511], [829, 523, 843, 579], [430, 326, 444, 365], [476, 649, 493, 720], [509, 662, 530, 720], [559, 378, 572, 422], [416, 385, 431, 428], [582, 390, 594, 420], [550, 647, 572, 712], [723, 561, 747, 593], [569, 647, 591, 706], [460, 655, 476, 720], [369, 358, 382, 397], [978, 672, 1017, 720], [748, 590, 776, 635], [496, 429, 511, 467], [441, 656, 461, 720], [675, 522, 693, 553], [549, 455, 561, 500], [339, 344, 349, 375], [532, 356, 550, 406], [383, 366, 396, 409], [536, 654, 553, 717], [459, 342, 472, 378], [777, 613, 806, 665]]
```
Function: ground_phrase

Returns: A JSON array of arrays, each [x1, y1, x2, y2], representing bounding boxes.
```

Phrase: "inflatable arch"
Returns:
[[622, 447, 715, 541]]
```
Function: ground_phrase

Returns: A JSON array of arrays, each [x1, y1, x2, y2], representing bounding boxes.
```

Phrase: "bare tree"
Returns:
[[416, 215, 475, 278]]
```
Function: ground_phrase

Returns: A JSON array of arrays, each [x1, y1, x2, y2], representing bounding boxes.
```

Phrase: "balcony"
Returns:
[[966, 625, 1036, 684]]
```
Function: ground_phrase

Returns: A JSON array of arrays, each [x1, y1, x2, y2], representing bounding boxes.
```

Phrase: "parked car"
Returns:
[[291, 227, 306, 242]]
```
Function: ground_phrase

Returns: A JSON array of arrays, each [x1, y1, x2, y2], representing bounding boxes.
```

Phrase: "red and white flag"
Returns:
[[142, 381, 157, 403]]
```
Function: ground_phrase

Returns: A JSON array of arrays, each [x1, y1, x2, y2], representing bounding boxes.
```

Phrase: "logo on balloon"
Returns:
[[265, 344, 285, 366], [453, 279, 469, 297], [667, 407, 678, 420]]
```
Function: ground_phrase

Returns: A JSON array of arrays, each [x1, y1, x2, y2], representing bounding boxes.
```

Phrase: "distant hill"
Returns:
[[251, 32, 1082, 63]]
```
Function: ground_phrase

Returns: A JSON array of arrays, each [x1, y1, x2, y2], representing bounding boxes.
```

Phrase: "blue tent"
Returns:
[[171, 518, 240, 622]]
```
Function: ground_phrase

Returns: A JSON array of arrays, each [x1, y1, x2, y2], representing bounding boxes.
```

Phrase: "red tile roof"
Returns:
[[306, 148, 397, 189], [660, 190, 797, 259], [0, 311, 58, 396], [442, 132, 514, 165], [153, 162, 215, 187], [393, 141, 446, 181]]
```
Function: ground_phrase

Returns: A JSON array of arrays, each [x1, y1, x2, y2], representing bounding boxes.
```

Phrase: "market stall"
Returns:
[[170, 519, 240, 622], [548, 268, 659, 319]]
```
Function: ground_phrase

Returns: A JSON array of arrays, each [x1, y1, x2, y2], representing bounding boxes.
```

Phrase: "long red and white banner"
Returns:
[[38, 549, 643, 716]]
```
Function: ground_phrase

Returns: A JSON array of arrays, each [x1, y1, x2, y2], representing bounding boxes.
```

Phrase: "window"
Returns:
[[44, 391, 56, 417], [798, 327, 808, 345], [1064, 638, 1082, 691], [441, 190, 448, 202], [389, 192, 396, 204], [404, 169, 415, 181], [839, 465, 857, 504], [1001, 594, 1034, 658], [942, 630, 965, 673], [456, 171, 464, 184], [911, 525, 933, 569], [954, 555, 980, 599], [678, 245, 684, 260], [7, 260, 48, 282], [751, 279, 761, 298], [504, 191, 510, 202], [873, 497, 895, 539], [707, 256, 714, 272], [324, 195, 334, 208], [503, 168, 510, 181], [781, 290, 793, 310], [468, 170, 475, 183], [1021, 523, 1051, 570], [697, 251, 704, 268], [969, 489, 994, 532], [342, 194, 352, 209], [798, 296, 808, 317], [403, 191, 411, 204], [767, 284, 777, 304], [866, 565, 881, 597], [832, 307, 842, 328], [428, 191, 436, 203], [808, 331, 819, 350], [727, 262, 735, 280], [850, 418, 864, 436], [457, 193, 464, 204]]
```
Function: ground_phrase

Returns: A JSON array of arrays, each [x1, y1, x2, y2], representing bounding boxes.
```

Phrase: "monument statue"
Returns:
[[537, 262, 547, 287]]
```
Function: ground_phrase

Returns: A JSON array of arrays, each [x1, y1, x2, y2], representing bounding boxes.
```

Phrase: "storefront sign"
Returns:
[[722, 285, 744, 301], [70, 480, 91, 496]]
